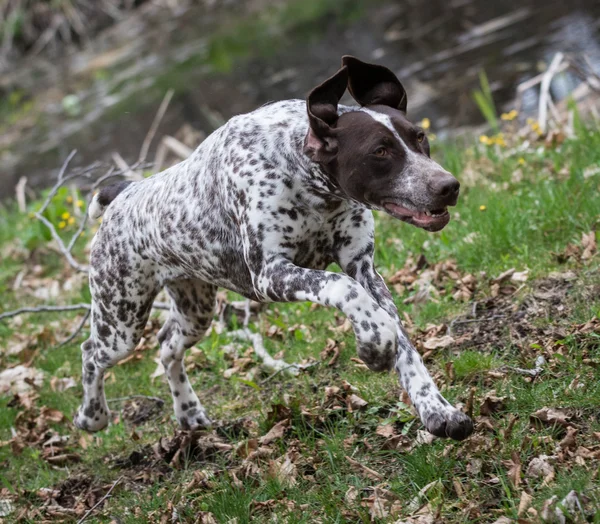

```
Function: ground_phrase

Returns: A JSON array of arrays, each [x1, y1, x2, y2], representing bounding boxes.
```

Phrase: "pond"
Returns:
[[1, 0, 599, 197]]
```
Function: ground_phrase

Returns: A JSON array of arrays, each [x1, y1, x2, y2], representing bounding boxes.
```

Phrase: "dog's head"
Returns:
[[304, 56, 459, 232]]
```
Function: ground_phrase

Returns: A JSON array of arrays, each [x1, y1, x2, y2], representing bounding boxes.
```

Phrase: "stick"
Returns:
[[107, 395, 164, 405], [76, 476, 123, 524], [58, 309, 91, 347], [0, 303, 91, 321], [139, 89, 174, 164], [260, 361, 319, 385], [538, 52, 564, 134], [34, 211, 90, 272]]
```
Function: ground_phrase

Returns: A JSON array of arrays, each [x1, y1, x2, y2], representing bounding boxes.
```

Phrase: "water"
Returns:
[[1, 0, 599, 197]]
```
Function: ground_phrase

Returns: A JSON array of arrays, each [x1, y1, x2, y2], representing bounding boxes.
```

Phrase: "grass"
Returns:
[[0, 120, 599, 522]]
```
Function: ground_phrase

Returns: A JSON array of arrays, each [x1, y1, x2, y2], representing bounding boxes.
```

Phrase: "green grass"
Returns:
[[0, 123, 599, 522]]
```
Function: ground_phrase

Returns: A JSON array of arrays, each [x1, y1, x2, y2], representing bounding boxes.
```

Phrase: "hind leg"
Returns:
[[74, 252, 158, 432], [159, 278, 217, 430]]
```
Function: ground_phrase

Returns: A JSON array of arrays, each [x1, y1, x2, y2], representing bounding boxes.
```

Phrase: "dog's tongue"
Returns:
[[384, 203, 446, 225]]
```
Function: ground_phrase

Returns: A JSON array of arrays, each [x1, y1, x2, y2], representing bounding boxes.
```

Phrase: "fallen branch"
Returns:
[[538, 52, 564, 133], [229, 328, 302, 376], [0, 303, 91, 321], [499, 355, 546, 377], [107, 395, 164, 405], [139, 89, 174, 164], [76, 476, 123, 524], [58, 309, 91, 347]]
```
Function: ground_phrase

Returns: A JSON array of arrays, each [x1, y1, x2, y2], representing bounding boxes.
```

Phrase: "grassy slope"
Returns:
[[0, 123, 599, 523]]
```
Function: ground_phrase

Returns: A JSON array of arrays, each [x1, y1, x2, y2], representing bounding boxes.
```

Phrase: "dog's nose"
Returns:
[[428, 173, 460, 205]]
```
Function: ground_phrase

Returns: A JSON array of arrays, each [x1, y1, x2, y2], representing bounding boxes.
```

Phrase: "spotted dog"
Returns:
[[75, 56, 474, 440]]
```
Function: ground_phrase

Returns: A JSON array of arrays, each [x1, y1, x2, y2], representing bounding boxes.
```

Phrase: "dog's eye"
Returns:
[[373, 147, 388, 157], [417, 133, 425, 143]]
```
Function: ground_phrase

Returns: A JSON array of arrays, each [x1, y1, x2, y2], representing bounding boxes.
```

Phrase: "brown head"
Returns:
[[304, 56, 460, 232]]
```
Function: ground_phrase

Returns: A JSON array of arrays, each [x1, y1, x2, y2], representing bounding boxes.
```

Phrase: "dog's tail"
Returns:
[[88, 181, 133, 220]]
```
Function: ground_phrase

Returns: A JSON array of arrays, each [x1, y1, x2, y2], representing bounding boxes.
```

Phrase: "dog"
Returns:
[[74, 56, 473, 441]]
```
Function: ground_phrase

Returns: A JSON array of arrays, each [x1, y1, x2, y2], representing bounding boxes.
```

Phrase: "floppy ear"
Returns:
[[304, 65, 348, 164], [342, 55, 407, 112]]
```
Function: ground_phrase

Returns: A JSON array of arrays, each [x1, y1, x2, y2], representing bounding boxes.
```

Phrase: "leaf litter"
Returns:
[[2, 246, 598, 521]]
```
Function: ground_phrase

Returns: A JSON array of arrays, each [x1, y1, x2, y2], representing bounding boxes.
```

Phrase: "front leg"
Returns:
[[254, 257, 398, 372], [335, 210, 473, 440]]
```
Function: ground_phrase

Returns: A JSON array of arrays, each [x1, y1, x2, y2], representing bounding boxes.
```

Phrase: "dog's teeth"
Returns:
[[425, 210, 432, 216]]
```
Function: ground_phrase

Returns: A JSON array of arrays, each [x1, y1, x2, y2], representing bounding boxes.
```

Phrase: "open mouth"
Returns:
[[383, 202, 450, 231]]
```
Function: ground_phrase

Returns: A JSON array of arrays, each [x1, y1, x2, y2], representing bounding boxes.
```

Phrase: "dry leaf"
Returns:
[[530, 407, 571, 428], [518, 490, 533, 517], [479, 390, 507, 416], [267, 455, 297, 487], [559, 426, 578, 450], [347, 394, 368, 412], [0, 366, 44, 394], [581, 231, 597, 261], [50, 377, 77, 392], [526, 455, 555, 485], [423, 335, 454, 350], [503, 451, 521, 488], [259, 420, 289, 446]]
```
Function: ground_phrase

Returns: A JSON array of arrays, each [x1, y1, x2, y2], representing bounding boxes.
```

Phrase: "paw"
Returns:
[[356, 317, 397, 372], [177, 405, 212, 431], [424, 410, 473, 441], [73, 405, 109, 432]]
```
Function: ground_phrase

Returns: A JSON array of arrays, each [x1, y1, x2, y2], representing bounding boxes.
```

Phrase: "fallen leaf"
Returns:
[[423, 335, 455, 350], [345, 486, 359, 505], [511, 269, 529, 282], [0, 365, 44, 394], [267, 455, 297, 487], [530, 407, 571, 428], [259, 420, 289, 446], [526, 455, 555, 485], [559, 426, 578, 450], [479, 390, 507, 416], [346, 394, 368, 412], [581, 231, 597, 261], [50, 377, 77, 392], [518, 490, 533, 517], [503, 451, 521, 488]]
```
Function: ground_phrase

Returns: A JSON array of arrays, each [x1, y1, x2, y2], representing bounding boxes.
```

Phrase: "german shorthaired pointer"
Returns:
[[74, 56, 473, 441]]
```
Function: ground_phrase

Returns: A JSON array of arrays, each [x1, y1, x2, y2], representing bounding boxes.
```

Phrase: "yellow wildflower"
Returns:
[[420, 118, 431, 130], [500, 109, 518, 121], [518, 158, 525, 165], [428, 133, 437, 142], [479, 135, 493, 145], [66, 196, 73, 204], [493, 134, 506, 147], [76, 199, 84, 208], [68, 216, 75, 225], [479, 205, 487, 211], [58, 221, 67, 229], [61, 211, 70, 220]]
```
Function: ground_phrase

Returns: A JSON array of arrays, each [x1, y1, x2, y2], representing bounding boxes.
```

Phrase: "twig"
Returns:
[[345, 455, 384, 481], [499, 356, 546, 377], [34, 211, 90, 272], [76, 476, 123, 524], [15, 177, 27, 213], [229, 328, 301, 376], [58, 309, 91, 347], [111, 152, 141, 181], [539, 52, 564, 134], [260, 361, 319, 385], [0, 303, 91, 321], [107, 395, 164, 405], [139, 89, 174, 164]]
